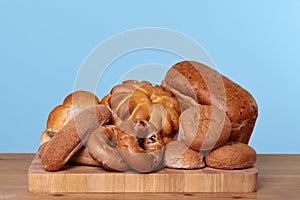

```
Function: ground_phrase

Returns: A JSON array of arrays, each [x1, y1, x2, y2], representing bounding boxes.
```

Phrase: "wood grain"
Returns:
[[28, 155, 257, 193], [1, 154, 300, 199]]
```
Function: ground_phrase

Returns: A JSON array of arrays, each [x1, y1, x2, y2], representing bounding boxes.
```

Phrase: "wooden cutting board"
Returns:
[[28, 155, 257, 193]]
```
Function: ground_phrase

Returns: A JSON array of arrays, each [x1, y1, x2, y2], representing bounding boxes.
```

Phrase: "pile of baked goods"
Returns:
[[38, 61, 258, 173]]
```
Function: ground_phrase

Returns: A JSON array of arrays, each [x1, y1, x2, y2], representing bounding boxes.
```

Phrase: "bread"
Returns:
[[38, 141, 48, 158], [40, 105, 111, 171], [86, 125, 129, 171], [101, 80, 180, 143], [87, 121, 165, 173], [162, 61, 258, 144], [205, 142, 256, 169], [38, 61, 258, 172], [178, 105, 232, 151], [40, 90, 100, 145], [116, 120, 165, 173], [164, 141, 205, 169]]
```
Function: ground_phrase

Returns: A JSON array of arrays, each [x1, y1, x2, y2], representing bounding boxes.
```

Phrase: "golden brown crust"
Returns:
[[63, 90, 100, 108], [46, 105, 69, 132], [100, 94, 110, 107], [162, 61, 258, 144], [116, 121, 165, 173], [205, 142, 257, 169], [118, 119, 158, 139], [179, 105, 232, 151], [40, 90, 101, 145], [40, 105, 111, 171], [40, 131, 52, 145], [86, 125, 129, 171], [164, 141, 205, 169], [102, 80, 180, 143]]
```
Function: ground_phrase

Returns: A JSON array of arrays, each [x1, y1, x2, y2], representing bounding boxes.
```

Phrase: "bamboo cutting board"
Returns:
[[28, 155, 258, 193]]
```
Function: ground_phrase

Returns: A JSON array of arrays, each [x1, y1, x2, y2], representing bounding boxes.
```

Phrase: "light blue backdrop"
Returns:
[[1, 1, 299, 153]]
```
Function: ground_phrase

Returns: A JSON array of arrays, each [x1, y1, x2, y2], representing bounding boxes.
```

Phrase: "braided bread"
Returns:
[[101, 80, 181, 144]]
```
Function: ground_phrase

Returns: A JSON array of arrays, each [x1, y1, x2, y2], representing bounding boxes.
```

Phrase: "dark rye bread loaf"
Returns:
[[162, 61, 258, 144]]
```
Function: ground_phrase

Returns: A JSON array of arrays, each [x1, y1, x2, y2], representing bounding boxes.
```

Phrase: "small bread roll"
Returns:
[[205, 142, 256, 169], [164, 141, 205, 169], [178, 105, 232, 151]]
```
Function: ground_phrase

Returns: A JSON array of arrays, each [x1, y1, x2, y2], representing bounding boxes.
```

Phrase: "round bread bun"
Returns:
[[40, 90, 100, 145], [205, 142, 257, 169], [101, 80, 180, 144], [162, 61, 258, 144], [164, 141, 205, 169], [178, 105, 231, 151]]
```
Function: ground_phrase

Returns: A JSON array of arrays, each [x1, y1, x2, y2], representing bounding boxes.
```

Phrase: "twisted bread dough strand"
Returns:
[[101, 80, 180, 143]]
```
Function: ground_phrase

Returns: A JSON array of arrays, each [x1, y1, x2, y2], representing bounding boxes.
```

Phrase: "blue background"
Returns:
[[1, 0, 299, 153]]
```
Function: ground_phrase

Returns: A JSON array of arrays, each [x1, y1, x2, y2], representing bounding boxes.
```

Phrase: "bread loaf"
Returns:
[[162, 61, 258, 144]]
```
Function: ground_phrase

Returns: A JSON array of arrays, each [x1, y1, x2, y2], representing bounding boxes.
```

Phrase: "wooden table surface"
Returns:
[[0, 154, 299, 200]]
